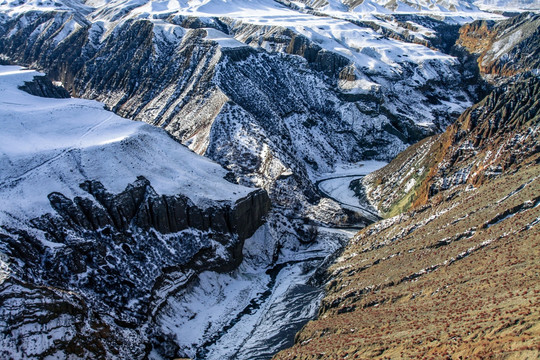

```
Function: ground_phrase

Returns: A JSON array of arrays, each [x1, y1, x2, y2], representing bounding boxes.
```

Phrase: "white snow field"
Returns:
[[90, 0, 494, 91], [0, 66, 253, 226]]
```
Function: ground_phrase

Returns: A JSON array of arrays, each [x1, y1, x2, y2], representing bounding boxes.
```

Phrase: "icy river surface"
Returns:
[[154, 162, 386, 360]]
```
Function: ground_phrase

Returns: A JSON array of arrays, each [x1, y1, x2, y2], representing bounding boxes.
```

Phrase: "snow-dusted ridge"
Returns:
[[0, 66, 253, 223], [0, 1, 535, 358], [0, 65, 273, 360], [78, 0, 494, 81]]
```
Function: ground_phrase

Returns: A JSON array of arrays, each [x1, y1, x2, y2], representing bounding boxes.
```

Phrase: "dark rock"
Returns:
[[18, 75, 70, 98], [231, 189, 271, 240]]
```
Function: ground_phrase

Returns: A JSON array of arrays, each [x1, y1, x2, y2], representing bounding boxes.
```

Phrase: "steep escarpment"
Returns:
[[274, 70, 540, 360], [364, 73, 539, 216], [457, 12, 540, 80], [0, 68, 270, 360], [40, 177, 269, 242], [18, 74, 70, 97]]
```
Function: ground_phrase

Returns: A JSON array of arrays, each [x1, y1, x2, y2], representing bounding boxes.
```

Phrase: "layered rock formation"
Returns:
[[457, 12, 540, 81]]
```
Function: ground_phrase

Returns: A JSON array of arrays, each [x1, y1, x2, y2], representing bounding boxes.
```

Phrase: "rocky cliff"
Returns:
[[18, 74, 70, 98]]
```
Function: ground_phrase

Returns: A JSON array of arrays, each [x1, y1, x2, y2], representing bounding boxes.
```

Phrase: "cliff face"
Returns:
[[457, 12, 540, 80], [18, 75, 70, 98], [42, 176, 269, 241]]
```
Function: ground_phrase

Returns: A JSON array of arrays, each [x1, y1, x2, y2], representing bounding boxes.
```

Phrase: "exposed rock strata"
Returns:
[[457, 12, 540, 80], [1, 175, 270, 359], [364, 73, 539, 216]]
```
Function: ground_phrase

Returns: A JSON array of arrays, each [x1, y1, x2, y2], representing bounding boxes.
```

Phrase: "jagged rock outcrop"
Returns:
[[18, 75, 70, 98], [42, 176, 269, 239], [416, 73, 539, 202]]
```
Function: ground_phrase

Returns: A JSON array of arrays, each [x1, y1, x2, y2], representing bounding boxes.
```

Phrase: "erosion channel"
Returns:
[[157, 162, 385, 360]]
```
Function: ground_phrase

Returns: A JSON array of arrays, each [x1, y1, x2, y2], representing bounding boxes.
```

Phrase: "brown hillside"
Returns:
[[274, 138, 540, 360], [273, 75, 540, 360]]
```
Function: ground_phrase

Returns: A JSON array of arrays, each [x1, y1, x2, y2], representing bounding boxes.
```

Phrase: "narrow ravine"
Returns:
[[156, 162, 386, 360]]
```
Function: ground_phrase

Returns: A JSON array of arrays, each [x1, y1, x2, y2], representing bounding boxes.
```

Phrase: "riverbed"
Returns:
[[153, 162, 385, 360]]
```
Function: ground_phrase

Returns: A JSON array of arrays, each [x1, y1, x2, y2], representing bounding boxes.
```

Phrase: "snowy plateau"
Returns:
[[0, 0, 539, 359]]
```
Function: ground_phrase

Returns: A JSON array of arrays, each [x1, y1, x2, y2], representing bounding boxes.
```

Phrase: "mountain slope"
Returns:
[[0, 66, 269, 359], [293, 0, 480, 14], [363, 72, 539, 216], [0, 0, 488, 218], [273, 73, 540, 360], [363, 12, 540, 217]]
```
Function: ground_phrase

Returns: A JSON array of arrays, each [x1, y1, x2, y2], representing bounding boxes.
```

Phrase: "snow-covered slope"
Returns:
[[0, 67, 253, 223], [0, 66, 270, 359], [475, 0, 540, 11], [291, 0, 538, 14], [295, 0, 480, 13]]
